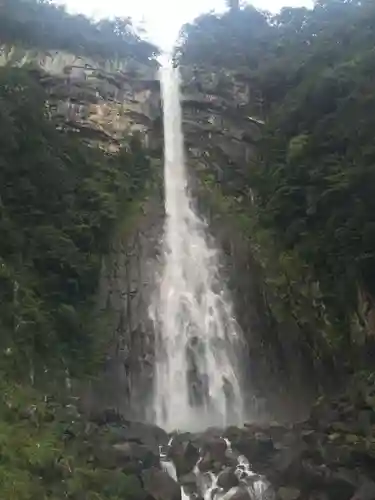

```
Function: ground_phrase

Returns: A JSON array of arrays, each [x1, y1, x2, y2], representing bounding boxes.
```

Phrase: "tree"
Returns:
[[0, 67, 152, 382], [0, 0, 158, 63], [180, 0, 375, 362]]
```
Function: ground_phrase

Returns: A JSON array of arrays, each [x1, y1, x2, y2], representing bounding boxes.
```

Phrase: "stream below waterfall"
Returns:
[[160, 435, 274, 500]]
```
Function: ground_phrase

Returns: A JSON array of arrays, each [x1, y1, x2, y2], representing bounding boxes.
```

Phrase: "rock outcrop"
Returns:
[[181, 65, 263, 191], [142, 468, 182, 500], [222, 379, 375, 500], [80, 409, 178, 498], [82, 195, 164, 421], [0, 44, 160, 151], [156, 377, 375, 500]]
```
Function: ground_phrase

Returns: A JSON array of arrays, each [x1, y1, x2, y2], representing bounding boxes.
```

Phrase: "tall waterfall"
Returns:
[[150, 59, 245, 432]]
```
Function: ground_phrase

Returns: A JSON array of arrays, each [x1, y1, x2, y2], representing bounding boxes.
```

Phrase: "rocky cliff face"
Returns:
[[2, 42, 314, 422], [0, 44, 160, 151], [180, 67, 316, 420], [93, 195, 163, 422], [0, 43, 163, 418], [73, 59, 313, 422], [181, 65, 263, 182]]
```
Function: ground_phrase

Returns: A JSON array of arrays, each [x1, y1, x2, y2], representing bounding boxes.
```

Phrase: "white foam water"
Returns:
[[162, 436, 273, 500], [149, 58, 246, 432]]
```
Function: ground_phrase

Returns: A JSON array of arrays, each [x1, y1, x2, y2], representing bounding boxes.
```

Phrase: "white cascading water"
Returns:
[[161, 436, 273, 500], [150, 58, 246, 432]]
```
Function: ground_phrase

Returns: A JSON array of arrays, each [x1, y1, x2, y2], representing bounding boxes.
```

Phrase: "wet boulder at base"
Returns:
[[217, 467, 240, 489], [217, 381, 375, 500], [168, 434, 200, 476], [142, 467, 182, 500]]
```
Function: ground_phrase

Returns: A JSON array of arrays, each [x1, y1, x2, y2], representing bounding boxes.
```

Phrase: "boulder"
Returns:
[[307, 493, 330, 500], [196, 454, 212, 473], [202, 437, 227, 462], [119, 420, 169, 451], [225, 486, 252, 500], [113, 441, 159, 468], [228, 431, 275, 470], [351, 478, 375, 500], [142, 467, 182, 500], [179, 472, 198, 488], [277, 487, 301, 500], [217, 467, 239, 489], [196, 437, 229, 472], [90, 411, 168, 451], [179, 472, 199, 496], [169, 437, 200, 476]]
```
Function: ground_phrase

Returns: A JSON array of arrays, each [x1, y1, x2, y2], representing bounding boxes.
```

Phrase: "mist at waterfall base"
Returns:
[[149, 58, 248, 433]]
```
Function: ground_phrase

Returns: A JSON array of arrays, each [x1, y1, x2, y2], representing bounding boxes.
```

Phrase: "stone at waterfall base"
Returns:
[[168, 434, 200, 475], [217, 467, 240, 489], [142, 467, 181, 500], [277, 487, 301, 500]]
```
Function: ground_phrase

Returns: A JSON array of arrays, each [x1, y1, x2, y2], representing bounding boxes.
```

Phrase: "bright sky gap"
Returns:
[[55, 0, 313, 49]]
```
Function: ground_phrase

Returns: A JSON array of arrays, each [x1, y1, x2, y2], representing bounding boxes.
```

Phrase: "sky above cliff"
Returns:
[[57, 0, 313, 48]]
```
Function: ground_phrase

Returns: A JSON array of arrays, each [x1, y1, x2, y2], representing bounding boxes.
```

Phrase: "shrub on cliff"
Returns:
[[0, 383, 147, 500], [0, 66, 151, 383], [179, 0, 375, 367], [0, 0, 158, 64]]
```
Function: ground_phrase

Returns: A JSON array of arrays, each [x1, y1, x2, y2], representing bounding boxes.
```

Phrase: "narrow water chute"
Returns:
[[150, 58, 246, 432]]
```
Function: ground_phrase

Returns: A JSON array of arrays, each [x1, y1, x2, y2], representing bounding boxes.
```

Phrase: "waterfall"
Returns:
[[150, 58, 245, 432]]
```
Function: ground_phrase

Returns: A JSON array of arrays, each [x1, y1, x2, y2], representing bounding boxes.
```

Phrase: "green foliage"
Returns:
[[0, 66, 151, 381], [251, 0, 375, 341], [0, 383, 146, 500], [181, 0, 375, 362], [178, 5, 270, 68], [0, 0, 158, 64], [0, 4, 156, 499], [0, 59, 152, 498]]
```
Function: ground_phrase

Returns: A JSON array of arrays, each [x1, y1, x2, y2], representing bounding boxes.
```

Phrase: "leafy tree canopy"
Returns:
[[0, 66, 152, 383], [180, 0, 375, 354], [0, 0, 158, 63], [0, 2, 156, 495]]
